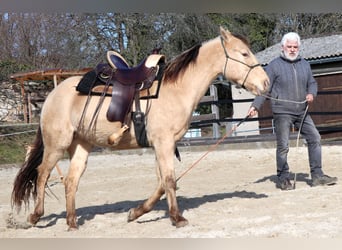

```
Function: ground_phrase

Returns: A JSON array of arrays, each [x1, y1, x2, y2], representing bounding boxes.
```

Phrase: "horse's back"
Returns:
[[41, 76, 137, 149], [42, 76, 83, 123]]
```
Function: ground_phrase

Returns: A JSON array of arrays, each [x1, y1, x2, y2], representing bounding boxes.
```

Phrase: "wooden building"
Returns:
[[255, 34, 342, 140], [10, 68, 91, 123]]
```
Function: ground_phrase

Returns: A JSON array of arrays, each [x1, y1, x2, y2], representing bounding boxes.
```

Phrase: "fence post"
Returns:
[[209, 84, 220, 138]]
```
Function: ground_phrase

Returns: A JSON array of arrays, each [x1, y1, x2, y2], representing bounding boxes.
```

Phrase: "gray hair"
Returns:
[[281, 32, 301, 46]]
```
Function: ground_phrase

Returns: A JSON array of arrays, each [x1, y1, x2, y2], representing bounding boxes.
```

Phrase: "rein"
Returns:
[[176, 115, 249, 182], [257, 96, 309, 190], [220, 36, 261, 89]]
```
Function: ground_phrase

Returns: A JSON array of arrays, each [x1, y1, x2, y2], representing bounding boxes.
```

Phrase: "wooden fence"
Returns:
[[188, 83, 342, 141]]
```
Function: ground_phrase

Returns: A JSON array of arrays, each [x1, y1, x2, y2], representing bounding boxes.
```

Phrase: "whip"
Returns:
[[260, 94, 309, 190]]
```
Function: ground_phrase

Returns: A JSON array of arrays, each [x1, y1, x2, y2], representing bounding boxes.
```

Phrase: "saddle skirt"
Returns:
[[76, 51, 165, 123]]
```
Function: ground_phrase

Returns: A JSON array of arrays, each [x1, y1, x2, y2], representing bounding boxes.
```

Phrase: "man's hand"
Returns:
[[247, 106, 258, 117], [306, 94, 314, 103]]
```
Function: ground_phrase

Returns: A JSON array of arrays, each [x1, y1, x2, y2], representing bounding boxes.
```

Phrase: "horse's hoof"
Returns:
[[67, 225, 78, 231], [171, 216, 189, 228], [175, 219, 189, 228], [67, 218, 78, 230], [127, 208, 136, 222], [27, 213, 40, 225]]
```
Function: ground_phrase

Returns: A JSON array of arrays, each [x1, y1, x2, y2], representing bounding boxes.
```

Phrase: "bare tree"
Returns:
[[271, 13, 342, 43], [1, 13, 341, 82]]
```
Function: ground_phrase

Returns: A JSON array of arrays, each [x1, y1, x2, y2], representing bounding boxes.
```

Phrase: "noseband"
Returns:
[[220, 36, 261, 89]]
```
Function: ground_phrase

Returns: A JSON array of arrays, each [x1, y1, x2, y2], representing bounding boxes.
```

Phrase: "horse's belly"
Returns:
[[77, 121, 140, 150]]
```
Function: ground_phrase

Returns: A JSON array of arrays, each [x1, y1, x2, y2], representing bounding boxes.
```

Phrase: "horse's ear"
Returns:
[[220, 26, 232, 41]]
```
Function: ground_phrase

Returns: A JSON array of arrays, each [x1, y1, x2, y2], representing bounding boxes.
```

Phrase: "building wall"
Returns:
[[230, 85, 260, 136], [258, 72, 342, 139]]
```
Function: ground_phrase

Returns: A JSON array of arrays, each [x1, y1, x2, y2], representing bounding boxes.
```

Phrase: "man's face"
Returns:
[[282, 39, 299, 61]]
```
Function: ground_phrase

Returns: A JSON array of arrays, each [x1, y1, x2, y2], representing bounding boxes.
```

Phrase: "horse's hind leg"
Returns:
[[28, 149, 64, 225], [64, 139, 92, 230]]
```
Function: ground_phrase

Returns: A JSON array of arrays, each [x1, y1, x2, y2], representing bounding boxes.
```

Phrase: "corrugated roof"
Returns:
[[256, 34, 342, 65]]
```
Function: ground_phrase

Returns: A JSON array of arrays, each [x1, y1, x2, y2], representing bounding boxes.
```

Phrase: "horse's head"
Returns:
[[219, 27, 269, 96]]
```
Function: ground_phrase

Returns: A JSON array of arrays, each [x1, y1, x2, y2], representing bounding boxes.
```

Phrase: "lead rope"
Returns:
[[176, 115, 249, 182], [259, 93, 308, 147], [176, 94, 309, 189], [176, 38, 259, 182]]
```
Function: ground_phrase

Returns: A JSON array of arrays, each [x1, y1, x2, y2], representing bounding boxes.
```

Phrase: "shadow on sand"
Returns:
[[254, 172, 311, 187], [38, 189, 268, 228]]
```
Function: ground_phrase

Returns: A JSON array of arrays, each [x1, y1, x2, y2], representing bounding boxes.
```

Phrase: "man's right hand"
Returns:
[[247, 106, 258, 117]]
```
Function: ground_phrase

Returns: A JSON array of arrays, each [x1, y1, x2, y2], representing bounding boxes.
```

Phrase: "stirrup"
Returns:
[[108, 124, 129, 145]]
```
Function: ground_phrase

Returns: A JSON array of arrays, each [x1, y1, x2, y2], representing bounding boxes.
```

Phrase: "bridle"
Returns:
[[220, 36, 261, 89]]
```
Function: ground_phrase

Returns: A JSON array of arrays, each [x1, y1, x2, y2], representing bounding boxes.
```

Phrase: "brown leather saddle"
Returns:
[[76, 51, 165, 123]]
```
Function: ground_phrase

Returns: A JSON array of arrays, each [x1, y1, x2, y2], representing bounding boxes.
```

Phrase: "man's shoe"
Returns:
[[276, 178, 294, 190], [311, 175, 338, 187]]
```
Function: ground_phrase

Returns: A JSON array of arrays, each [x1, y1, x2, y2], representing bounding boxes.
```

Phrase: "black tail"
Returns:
[[11, 126, 44, 212]]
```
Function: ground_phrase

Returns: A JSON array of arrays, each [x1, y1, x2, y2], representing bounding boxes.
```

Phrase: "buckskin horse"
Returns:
[[11, 27, 269, 230]]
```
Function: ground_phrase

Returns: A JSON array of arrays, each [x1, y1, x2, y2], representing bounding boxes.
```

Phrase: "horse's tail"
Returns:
[[11, 126, 44, 212]]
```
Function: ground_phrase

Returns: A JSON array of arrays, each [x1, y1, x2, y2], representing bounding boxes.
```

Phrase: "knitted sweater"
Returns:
[[252, 55, 317, 115]]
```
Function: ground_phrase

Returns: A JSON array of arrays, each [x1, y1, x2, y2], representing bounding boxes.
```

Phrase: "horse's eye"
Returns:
[[242, 52, 249, 57]]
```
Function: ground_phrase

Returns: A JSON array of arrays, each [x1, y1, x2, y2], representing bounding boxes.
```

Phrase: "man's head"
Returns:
[[281, 32, 301, 61]]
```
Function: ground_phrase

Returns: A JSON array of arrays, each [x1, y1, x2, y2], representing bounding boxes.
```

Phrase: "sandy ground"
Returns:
[[0, 143, 341, 238]]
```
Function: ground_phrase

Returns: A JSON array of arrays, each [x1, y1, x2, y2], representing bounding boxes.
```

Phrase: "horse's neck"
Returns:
[[181, 38, 223, 107]]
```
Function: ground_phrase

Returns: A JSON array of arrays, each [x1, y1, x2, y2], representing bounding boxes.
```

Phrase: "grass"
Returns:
[[0, 124, 37, 164]]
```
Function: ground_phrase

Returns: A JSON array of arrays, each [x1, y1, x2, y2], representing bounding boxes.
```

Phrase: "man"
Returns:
[[248, 32, 337, 190]]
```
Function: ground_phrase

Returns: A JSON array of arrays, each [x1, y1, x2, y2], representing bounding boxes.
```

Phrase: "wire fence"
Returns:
[[0, 123, 38, 138]]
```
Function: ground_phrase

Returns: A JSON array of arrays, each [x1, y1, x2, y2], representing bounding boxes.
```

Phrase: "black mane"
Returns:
[[163, 44, 201, 83]]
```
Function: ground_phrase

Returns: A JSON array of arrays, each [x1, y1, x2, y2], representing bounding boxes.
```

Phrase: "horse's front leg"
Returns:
[[157, 141, 188, 227], [127, 160, 165, 222], [162, 162, 188, 228], [128, 141, 188, 228]]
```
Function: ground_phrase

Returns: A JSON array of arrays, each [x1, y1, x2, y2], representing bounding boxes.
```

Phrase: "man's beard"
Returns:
[[283, 51, 299, 61]]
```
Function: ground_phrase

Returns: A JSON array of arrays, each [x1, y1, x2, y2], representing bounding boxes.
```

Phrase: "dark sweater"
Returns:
[[252, 54, 317, 115]]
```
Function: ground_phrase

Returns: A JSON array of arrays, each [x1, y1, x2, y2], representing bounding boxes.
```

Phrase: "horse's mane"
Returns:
[[232, 33, 251, 48], [162, 33, 249, 84], [163, 44, 202, 83]]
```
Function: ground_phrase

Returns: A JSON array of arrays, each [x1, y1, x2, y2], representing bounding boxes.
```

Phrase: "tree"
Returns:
[[1, 13, 341, 82], [162, 14, 217, 57], [207, 13, 277, 52], [270, 13, 342, 43]]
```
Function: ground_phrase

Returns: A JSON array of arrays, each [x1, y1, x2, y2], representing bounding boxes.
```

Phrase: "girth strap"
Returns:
[[132, 92, 181, 161]]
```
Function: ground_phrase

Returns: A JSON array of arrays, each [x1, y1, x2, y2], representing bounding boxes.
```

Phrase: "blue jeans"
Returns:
[[273, 113, 323, 180]]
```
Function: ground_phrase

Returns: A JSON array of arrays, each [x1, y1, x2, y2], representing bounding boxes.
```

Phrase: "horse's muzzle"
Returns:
[[263, 78, 270, 92], [254, 78, 270, 96]]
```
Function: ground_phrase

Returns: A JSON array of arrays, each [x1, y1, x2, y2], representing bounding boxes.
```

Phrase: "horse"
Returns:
[[11, 27, 269, 230]]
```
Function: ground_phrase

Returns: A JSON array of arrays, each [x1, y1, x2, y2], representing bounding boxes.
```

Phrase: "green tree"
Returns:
[[207, 13, 277, 52]]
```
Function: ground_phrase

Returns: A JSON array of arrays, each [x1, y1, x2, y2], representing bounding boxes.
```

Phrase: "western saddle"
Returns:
[[76, 50, 165, 146]]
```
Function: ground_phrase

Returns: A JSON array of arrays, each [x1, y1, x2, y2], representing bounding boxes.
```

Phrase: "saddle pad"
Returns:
[[76, 70, 102, 94]]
